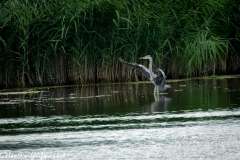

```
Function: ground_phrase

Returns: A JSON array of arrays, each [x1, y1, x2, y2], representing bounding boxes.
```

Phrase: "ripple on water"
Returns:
[[0, 108, 240, 135], [0, 118, 240, 159]]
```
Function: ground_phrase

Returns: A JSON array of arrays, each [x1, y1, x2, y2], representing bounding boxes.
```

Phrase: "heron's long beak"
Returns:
[[139, 56, 148, 59]]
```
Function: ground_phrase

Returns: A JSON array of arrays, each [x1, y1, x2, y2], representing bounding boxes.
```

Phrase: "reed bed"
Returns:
[[0, 0, 239, 88]]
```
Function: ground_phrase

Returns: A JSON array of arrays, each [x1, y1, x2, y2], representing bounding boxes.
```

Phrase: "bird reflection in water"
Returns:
[[142, 94, 172, 114]]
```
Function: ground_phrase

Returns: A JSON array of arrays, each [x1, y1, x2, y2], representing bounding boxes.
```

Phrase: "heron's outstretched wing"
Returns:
[[153, 68, 167, 91], [153, 65, 166, 78], [156, 68, 167, 79], [155, 68, 172, 91], [119, 58, 150, 80]]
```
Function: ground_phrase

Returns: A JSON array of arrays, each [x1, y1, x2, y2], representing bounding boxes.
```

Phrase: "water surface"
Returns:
[[0, 78, 240, 159]]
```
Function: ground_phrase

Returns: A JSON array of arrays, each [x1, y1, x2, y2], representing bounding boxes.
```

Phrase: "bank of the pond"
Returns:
[[0, 75, 239, 93], [0, 0, 239, 89]]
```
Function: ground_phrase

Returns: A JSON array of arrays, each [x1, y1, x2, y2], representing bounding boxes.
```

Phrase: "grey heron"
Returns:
[[119, 55, 171, 94]]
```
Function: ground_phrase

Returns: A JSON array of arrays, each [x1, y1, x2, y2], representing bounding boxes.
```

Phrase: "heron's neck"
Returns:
[[148, 58, 154, 79]]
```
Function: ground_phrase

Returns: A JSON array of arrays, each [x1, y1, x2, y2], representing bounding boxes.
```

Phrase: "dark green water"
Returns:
[[0, 78, 240, 159]]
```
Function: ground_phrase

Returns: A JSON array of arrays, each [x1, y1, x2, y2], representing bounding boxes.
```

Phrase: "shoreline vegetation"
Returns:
[[0, 0, 239, 89]]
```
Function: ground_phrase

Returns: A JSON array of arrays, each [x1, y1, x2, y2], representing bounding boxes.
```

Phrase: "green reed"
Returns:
[[0, 0, 239, 88]]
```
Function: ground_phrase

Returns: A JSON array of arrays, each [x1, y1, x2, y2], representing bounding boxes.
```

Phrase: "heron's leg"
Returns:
[[154, 86, 156, 94]]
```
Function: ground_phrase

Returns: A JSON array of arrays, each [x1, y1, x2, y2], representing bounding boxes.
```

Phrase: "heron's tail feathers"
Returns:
[[164, 84, 172, 90]]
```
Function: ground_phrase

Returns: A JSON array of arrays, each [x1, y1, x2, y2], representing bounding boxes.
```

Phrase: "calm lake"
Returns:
[[0, 78, 240, 159]]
